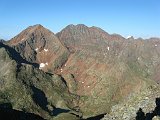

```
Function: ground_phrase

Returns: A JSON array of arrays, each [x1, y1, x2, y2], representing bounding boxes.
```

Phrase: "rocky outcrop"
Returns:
[[102, 83, 160, 120]]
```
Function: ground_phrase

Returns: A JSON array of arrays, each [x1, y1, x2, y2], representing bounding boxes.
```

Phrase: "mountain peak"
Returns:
[[65, 24, 88, 30], [27, 24, 50, 34], [8, 25, 69, 71], [29, 24, 44, 30], [8, 24, 54, 45], [76, 24, 88, 27], [57, 24, 124, 51]]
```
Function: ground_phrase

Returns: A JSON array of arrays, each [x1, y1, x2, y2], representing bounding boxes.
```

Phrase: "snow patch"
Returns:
[[126, 36, 132, 39], [44, 49, 48, 52], [35, 48, 38, 51], [45, 62, 48, 65], [39, 63, 45, 69], [155, 44, 158, 47], [87, 86, 90, 88], [107, 47, 110, 51], [82, 81, 84, 84]]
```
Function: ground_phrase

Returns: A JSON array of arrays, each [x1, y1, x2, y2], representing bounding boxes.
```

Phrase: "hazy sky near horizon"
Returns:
[[0, 0, 160, 39]]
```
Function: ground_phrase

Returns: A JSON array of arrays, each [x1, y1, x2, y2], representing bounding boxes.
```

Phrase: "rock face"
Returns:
[[102, 84, 160, 120], [1, 24, 160, 119]]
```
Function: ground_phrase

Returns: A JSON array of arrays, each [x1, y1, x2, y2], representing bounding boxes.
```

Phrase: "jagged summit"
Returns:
[[27, 24, 44, 29], [61, 24, 108, 34], [56, 24, 125, 52], [66, 24, 88, 28]]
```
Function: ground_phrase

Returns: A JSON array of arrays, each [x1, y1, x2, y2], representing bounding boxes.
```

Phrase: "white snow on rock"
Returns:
[[45, 62, 48, 65], [44, 49, 48, 52], [35, 48, 38, 51], [126, 36, 132, 39], [155, 44, 158, 47], [82, 81, 84, 84], [107, 47, 110, 51], [39, 63, 45, 69], [87, 86, 90, 88]]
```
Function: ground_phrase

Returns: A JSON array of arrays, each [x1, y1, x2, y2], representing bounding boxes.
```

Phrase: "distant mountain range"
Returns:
[[0, 24, 160, 120]]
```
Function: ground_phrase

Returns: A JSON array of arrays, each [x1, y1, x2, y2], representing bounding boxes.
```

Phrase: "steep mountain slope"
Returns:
[[8, 25, 69, 72], [0, 42, 80, 120]]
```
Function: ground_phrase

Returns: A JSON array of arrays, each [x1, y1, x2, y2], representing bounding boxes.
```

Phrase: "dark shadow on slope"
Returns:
[[31, 86, 72, 117], [59, 75, 68, 86], [136, 108, 145, 120], [51, 107, 70, 116], [0, 103, 45, 120], [31, 86, 49, 113], [145, 113, 154, 120], [0, 42, 39, 68], [46, 72, 54, 76], [136, 97, 160, 120], [85, 113, 106, 120], [154, 97, 160, 116]]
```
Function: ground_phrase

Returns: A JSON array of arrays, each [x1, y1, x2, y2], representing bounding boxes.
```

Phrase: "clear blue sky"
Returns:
[[0, 0, 160, 39]]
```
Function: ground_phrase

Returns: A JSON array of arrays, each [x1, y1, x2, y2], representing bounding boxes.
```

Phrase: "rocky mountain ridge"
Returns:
[[0, 24, 160, 120]]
